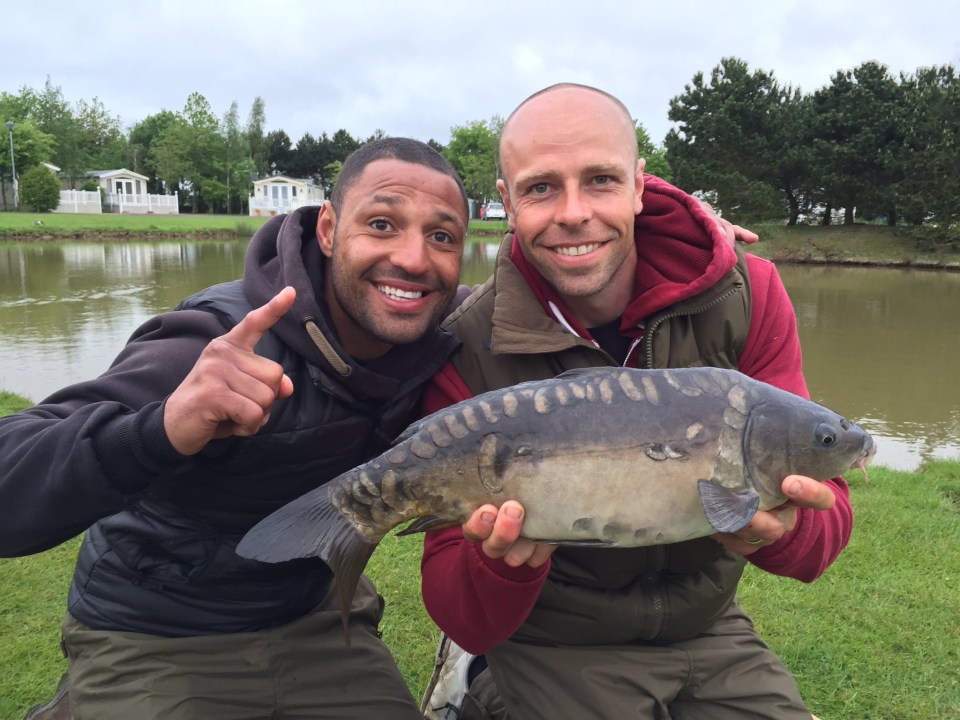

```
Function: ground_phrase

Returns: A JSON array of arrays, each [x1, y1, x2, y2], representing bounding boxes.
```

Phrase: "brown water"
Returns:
[[1, 238, 957, 471]]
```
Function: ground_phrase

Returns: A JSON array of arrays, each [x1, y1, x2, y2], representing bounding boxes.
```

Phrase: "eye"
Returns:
[[593, 175, 612, 185], [815, 423, 837, 447], [430, 230, 456, 245], [531, 182, 550, 194], [370, 219, 392, 232]]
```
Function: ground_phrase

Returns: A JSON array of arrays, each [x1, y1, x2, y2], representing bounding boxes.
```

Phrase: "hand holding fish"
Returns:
[[463, 500, 556, 569], [713, 474, 838, 554], [163, 287, 296, 456]]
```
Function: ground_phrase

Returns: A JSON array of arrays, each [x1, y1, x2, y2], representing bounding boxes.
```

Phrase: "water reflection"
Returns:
[[1, 238, 957, 471], [777, 265, 960, 470], [0, 240, 247, 404]]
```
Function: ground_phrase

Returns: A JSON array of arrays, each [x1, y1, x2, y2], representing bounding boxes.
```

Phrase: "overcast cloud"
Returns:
[[2, 1, 957, 146]]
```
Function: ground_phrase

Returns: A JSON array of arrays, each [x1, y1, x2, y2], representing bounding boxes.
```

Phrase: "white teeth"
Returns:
[[553, 243, 601, 257], [377, 285, 423, 300]]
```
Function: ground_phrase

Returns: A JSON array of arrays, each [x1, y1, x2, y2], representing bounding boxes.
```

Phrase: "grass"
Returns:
[[3, 385, 959, 718], [2, 447, 958, 717], [748, 222, 960, 270], [0, 211, 270, 238]]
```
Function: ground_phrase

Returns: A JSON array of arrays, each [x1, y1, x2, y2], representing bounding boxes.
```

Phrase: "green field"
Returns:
[[0, 210, 506, 240], [1, 386, 957, 719]]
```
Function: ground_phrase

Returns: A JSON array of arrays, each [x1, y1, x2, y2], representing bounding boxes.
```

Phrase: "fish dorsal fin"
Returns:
[[554, 368, 601, 382], [697, 480, 760, 533]]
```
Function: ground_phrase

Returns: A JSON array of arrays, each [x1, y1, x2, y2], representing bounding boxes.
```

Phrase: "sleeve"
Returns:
[[0, 309, 227, 557], [736, 255, 853, 582], [420, 361, 551, 655]]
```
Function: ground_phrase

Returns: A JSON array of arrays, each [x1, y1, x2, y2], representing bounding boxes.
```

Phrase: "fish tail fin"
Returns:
[[697, 479, 760, 533], [236, 484, 380, 644]]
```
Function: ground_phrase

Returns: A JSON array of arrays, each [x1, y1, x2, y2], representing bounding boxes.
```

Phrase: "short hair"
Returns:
[[500, 83, 639, 162], [331, 137, 469, 216]]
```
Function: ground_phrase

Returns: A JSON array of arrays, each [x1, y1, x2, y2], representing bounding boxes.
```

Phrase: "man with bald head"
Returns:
[[419, 84, 851, 719]]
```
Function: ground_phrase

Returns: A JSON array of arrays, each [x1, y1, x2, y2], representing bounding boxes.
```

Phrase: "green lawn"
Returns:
[[0, 211, 270, 238], [2, 387, 958, 718]]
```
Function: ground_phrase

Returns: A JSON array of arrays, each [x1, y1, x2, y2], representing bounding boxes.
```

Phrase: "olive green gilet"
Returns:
[[442, 239, 753, 645]]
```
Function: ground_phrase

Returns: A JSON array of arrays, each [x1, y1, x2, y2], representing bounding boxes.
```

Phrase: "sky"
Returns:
[[2, 0, 957, 147]]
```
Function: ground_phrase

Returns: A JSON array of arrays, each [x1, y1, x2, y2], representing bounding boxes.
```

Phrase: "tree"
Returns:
[[0, 119, 56, 211], [444, 117, 502, 204], [265, 129, 293, 175], [896, 64, 960, 243], [19, 164, 61, 212], [245, 97, 268, 178], [129, 110, 181, 194], [810, 62, 904, 225], [635, 123, 672, 181], [75, 97, 128, 171], [222, 101, 252, 214], [665, 57, 809, 223]]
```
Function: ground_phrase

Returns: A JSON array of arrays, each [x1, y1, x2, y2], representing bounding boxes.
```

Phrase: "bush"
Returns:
[[19, 165, 61, 213]]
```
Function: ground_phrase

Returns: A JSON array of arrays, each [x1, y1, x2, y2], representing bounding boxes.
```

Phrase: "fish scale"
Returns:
[[237, 366, 876, 637]]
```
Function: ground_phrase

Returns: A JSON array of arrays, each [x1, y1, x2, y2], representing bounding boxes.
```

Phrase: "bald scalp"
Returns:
[[499, 83, 639, 165]]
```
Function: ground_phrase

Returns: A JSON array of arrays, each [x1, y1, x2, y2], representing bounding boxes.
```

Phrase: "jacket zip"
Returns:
[[641, 281, 744, 369]]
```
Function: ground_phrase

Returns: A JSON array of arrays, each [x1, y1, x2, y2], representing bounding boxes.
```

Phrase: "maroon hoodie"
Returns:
[[420, 175, 853, 655]]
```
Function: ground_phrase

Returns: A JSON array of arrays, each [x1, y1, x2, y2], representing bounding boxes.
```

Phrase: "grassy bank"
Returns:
[[2, 211, 956, 270], [0, 211, 505, 239], [0, 211, 270, 239], [749, 222, 960, 270], [1, 381, 958, 720]]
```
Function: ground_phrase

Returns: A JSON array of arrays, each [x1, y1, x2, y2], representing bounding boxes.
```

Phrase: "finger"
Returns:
[[731, 224, 760, 244], [463, 504, 499, 542], [223, 287, 296, 353], [503, 539, 556, 569], [782, 475, 836, 511], [480, 501, 525, 559]]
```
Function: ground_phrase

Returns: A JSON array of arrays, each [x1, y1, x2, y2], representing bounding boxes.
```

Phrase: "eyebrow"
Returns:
[[514, 163, 626, 188], [364, 195, 465, 230]]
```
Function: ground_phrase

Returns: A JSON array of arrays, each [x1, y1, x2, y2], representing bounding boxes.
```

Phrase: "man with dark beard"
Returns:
[[1, 138, 469, 719]]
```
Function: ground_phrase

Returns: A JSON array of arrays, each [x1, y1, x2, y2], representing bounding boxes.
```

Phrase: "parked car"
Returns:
[[481, 201, 506, 220]]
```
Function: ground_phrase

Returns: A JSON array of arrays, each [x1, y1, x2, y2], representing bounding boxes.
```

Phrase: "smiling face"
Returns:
[[317, 158, 467, 360], [498, 86, 645, 327]]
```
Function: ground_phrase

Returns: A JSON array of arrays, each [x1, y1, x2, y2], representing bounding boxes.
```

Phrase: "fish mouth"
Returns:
[[853, 436, 878, 484]]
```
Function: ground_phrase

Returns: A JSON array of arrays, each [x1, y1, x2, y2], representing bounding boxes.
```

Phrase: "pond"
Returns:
[[1, 237, 957, 472]]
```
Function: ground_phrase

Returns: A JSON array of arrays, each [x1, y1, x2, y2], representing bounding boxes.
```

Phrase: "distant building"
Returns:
[[81, 169, 179, 215], [249, 175, 325, 217]]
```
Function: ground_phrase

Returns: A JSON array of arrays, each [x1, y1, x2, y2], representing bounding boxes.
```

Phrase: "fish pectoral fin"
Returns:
[[697, 479, 760, 534], [396, 515, 461, 536]]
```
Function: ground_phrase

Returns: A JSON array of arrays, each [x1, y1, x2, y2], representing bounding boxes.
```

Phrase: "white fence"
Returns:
[[248, 197, 320, 217], [52, 190, 180, 215], [105, 192, 179, 215], [53, 190, 102, 214]]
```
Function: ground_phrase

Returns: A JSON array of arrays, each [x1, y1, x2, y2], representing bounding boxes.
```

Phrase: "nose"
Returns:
[[391, 232, 431, 276], [554, 186, 590, 227]]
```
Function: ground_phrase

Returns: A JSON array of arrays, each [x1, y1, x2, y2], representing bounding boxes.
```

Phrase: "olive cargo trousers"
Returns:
[[61, 575, 422, 720], [470, 601, 813, 720]]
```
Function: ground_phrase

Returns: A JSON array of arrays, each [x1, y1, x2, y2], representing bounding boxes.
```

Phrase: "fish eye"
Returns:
[[815, 423, 837, 447]]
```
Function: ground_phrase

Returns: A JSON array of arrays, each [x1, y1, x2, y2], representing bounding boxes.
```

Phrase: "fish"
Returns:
[[236, 366, 876, 630]]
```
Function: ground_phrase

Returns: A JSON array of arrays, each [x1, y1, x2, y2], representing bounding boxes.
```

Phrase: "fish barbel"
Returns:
[[237, 367, 875, 631]]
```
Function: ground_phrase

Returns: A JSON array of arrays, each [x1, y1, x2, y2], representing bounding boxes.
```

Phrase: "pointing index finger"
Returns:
[[224, 287, 296, 352]]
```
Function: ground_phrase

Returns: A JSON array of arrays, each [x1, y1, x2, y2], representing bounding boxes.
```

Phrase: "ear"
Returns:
[[317, 201, 336, 258], [634, 158, 646, 212], [497, 178, 513, 216]]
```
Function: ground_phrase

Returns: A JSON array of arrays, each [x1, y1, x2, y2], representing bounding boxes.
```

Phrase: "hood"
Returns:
[[510, 174, 740, 340], [242, 206, 459, 400]]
